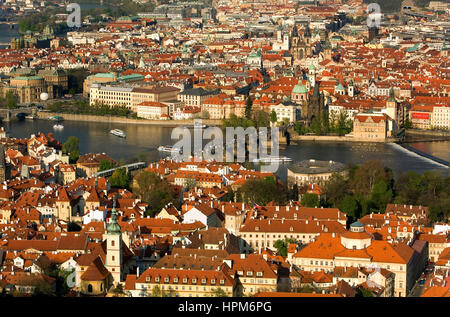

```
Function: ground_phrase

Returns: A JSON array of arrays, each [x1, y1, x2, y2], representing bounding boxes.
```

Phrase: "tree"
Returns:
[[32, 280, 56, 297], [5, 91, 17, 109], [212, 287, 228, 297], [98, 159, 116, 172], [67, 221, 81, 232], [110, 168, 129, 189], [133, 171, 176, 217], [240, 177, 286, 205], [301, 193, 320, 207], [245, 96, 253, 120], [270, 110, 277, 124], [369, 180, 393, 212], [151, 285, 166, 297], [62, 136, 80, 163], [356, 287, 374, 297], [324, 173, 349, 207], [338, 195, 360, 221], [111, 284, 125, 297], [350, 160, 393, 198], [274, 238, 297, 257]]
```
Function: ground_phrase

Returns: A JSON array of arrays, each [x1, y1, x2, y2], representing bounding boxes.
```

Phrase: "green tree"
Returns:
[[369, 180, 393, 212], [110, 168, 129, 189], [212, 287, 228, 297], [273, 238, 297, 257], [301, 193, 320, 207], [133, 171, 176, 216], [5, 91, 17, 109], [324, 173, 349, 207], [111, 283, 125, 296], [98, 159, 116, 172], [338, 195, 360, 221], [32, 280, 56, 297], [240, 177, 286, 205], [351, 160, 393, 198], [62, 136, 80, 163], [245, 96, 253, 120], [356, 287, 374, 297], [270, 110, 277, 124]]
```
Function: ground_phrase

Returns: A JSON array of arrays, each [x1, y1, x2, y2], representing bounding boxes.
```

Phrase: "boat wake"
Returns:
[[389, 143, 448, 168]]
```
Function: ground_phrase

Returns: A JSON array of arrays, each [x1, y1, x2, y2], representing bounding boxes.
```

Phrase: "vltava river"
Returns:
[[3, 120, 449, 179]]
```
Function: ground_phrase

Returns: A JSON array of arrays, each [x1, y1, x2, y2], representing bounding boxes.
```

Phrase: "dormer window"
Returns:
[[192, 278, 197, 284], [164, 277, 169, 283], [255, 226, 259, 231], [246, 271, 253, 277], [155, 277, 160, 283], [256, 272, 263, 277], [211, 279, 216, 284], [219, 279, 225, 285], [201, 278, 207, 284], [290, 227, 294, 232], [173, 277, 179, 283], [182, 278, 188, 284], [146, 277, 150, 282]]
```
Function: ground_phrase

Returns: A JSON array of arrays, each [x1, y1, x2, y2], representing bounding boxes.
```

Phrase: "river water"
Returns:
[[2, 120, 448, 180]]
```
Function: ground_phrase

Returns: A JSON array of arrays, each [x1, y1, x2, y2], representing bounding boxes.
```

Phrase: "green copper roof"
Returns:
[[335, 83, 345, 90], [292, 83, 308, 94], [14, 76, 43, 80], [93, 72, 116, 79], [405, 43, 419, 52], [106, 201, 121, 235], [117, 74, 144, 81]]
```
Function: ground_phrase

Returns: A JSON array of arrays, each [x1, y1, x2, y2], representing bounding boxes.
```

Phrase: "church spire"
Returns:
[[106, 199, 121, 235]]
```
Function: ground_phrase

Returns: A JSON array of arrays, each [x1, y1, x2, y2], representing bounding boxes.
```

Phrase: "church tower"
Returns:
[[103, 200, 123, 285], [385, 87, 398, 122], [306, 78, 322, 125]]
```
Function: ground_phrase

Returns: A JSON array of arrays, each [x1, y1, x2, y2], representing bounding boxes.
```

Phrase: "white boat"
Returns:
[[252, 156, 292, 163], [158, 145, 182, 153], [53, 124, 64, 130], [110, 129, 126, 138], [25, 115, 35, 120]]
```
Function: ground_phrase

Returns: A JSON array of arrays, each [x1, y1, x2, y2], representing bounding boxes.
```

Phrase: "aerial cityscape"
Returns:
[[0, 0, 449, 302]]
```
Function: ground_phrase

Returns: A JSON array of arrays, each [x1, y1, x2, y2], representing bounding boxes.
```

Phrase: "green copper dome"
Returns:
[[106, 201, 121, 235], [292, 83, 308, 94]]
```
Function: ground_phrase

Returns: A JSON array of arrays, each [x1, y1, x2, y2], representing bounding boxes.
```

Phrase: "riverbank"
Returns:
[[404, 129, 450, 142], [36, 112, 222, 127], [289, 134, 398, 143]]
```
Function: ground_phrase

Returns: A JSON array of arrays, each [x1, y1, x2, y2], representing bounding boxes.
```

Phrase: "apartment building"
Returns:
[[432, 105, 450, 130], [178, 87, 220, 107], [239, 218, 346, 253], [223, 254, 278, 296], [136, 102, 169, 120], [292, 222, 419, 297], [89, 84, 180, 113], [129, 267, 236, 297]]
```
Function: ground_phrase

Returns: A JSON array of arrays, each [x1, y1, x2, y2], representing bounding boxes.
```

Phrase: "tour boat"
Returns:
[[48, 116, 64, 121], [252, 156, 292, 163], [158, 145, 182, 153], [53, 124, 64, 130], [110, 129, 126, 138]]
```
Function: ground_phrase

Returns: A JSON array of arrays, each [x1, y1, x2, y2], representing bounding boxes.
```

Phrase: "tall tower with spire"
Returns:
[[103, 199, 123, 285]]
